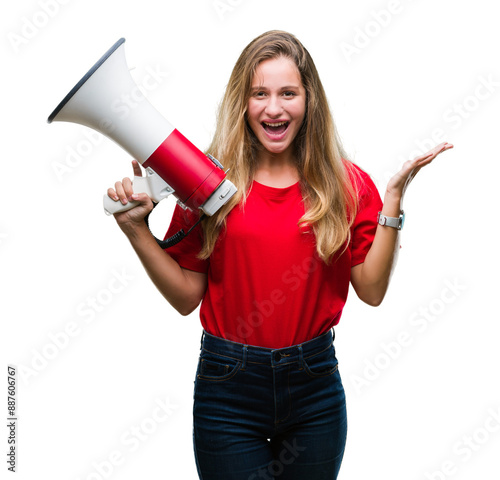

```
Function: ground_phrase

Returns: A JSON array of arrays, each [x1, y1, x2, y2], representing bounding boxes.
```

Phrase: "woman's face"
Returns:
[[247, 56, 306, 159]]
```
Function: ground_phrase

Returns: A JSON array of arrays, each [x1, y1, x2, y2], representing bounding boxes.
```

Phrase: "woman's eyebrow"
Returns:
[[250, 85, 301, 91]]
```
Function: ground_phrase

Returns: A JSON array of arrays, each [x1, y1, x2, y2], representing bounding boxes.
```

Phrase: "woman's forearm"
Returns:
[[120, 221, 206, 315], [351, 191, 402, 306]]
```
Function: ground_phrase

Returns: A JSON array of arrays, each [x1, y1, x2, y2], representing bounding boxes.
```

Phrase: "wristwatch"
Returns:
[[377, 210, 405, 230]]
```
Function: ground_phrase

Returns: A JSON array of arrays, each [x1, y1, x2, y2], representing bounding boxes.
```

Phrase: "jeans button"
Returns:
[[274, 351, 281, 362]]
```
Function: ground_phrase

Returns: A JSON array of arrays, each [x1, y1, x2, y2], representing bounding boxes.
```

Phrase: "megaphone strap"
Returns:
[[144, 203, 206, 249]]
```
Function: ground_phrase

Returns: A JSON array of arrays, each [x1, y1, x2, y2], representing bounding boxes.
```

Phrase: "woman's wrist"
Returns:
[[382, 190, 403, 217], [118, 218, 152, 242]]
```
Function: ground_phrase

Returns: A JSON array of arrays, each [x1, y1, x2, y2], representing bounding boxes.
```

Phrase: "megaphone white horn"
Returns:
[[48, 38, 237, 217]]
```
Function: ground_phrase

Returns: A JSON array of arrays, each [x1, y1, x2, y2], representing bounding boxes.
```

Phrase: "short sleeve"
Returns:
[[349, 167, 383, 267], [163, 203, 209, 273]]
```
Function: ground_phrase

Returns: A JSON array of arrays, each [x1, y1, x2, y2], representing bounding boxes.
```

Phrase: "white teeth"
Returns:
[[263, 121, 287, 127]]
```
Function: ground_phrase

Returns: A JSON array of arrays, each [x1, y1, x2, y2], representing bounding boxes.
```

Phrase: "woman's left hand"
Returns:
[[386, 142, 454, 200]]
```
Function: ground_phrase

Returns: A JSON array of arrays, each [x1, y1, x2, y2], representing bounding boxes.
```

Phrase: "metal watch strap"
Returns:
[[377, 210, 405, 230]]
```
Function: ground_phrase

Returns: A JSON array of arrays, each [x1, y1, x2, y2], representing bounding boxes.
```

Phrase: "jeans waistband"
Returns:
[[199, 329, 334, 368]]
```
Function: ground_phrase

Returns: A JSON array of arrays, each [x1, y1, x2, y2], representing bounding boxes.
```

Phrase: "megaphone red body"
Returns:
[[48, 38, 237, 216]]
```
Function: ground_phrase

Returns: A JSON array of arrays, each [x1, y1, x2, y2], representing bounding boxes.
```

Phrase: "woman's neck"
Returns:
[[253, 151, 300, 188]]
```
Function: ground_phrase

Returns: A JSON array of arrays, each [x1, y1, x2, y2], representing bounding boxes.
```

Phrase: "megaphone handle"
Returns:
[[103, 175, 152, 215]]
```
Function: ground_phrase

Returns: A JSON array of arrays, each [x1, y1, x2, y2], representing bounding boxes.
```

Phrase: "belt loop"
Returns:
[[298, 344, 304, 370], [200, 330, 205, 350], [241, 345, 248, 371]]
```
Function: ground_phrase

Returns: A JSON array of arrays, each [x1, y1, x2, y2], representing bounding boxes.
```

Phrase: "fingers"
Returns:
[[388, 141, 453, 197], [128, 192, 151, 204], [105, 161, 141, 208], [430, 142, 452, 158], [106, 160, 144, 211], [427, 142, 454, 160], [113, 192, 154, 225], [117, 177, 134, 205], [107, 161, 142, 205], [132, 160, 143, 177], [404, 141, 454, 185], [413, 142, 454, 164], [107, 177, 133, 206], [107, 187, 119, 202], [122, 176, 134, 198], [439, 141, 453, 150], [423, 142, 453, 163]]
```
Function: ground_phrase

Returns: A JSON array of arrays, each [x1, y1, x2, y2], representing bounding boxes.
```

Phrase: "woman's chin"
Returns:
[[258, 141, 292, 156]]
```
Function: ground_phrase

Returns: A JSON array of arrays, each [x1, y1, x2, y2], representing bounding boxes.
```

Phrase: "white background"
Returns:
[[2, 0, 499, 479]]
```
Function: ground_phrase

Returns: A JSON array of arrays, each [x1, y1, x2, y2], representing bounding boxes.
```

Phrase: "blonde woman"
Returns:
[[108, 30, 452, 480]]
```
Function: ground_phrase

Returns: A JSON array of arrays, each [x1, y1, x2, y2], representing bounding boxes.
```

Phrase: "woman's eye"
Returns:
[[283, 91, 296, 97]]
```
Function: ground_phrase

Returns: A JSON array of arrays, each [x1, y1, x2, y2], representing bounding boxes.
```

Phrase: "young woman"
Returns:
[[107, 30, 452, 480]]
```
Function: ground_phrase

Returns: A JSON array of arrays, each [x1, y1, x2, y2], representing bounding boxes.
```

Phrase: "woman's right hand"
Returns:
[[106, 160, 154, 229]]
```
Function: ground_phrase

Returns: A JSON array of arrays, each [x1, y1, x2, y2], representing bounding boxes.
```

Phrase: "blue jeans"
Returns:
[[193, 329, 347, 479]]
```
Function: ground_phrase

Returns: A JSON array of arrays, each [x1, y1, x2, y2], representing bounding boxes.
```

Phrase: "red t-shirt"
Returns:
[[163, 164, 383, 348]]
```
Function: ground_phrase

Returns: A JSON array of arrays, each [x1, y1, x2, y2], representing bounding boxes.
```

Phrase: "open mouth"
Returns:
[[261, 121, 290, 136]]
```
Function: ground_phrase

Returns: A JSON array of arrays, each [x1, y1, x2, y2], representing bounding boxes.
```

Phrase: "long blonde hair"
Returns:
[[197, 30, 359, 265]]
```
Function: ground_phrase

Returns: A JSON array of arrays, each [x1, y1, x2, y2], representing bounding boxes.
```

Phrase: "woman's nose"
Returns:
[[264, 95, 283, 116]]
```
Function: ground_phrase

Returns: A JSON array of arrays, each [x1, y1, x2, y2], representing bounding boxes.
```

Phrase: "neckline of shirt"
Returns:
[[251, 179, 301, 197]]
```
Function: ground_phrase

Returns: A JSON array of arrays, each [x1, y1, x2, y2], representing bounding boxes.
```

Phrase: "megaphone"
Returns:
[[47, 38, 237, 218]]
